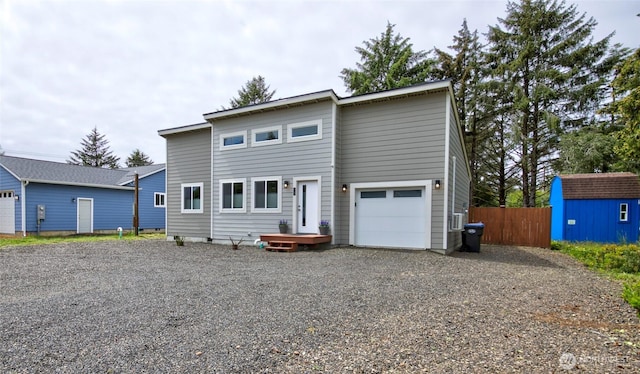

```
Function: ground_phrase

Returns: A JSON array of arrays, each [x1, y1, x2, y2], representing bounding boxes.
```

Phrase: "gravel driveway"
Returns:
[[1, 240, 639, 373]]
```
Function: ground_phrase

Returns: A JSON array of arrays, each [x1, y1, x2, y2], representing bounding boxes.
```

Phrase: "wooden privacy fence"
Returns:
[[468, 207, 551, 248]]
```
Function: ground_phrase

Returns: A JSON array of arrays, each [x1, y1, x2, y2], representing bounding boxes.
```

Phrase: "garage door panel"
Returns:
[[0, 191, 16, 234], [355, 187, 426, 249]]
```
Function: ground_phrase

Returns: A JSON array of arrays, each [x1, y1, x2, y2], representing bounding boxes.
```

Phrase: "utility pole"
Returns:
[[133, 172, 139, 236]]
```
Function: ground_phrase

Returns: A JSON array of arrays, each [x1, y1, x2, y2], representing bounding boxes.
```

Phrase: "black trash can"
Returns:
[[462, 222, 485, 252]]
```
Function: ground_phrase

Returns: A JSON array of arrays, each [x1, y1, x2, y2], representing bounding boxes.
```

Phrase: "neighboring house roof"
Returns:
[[0, 155, 165, 190], [559, 172, 640, 199], [118, 164, 166, 185]]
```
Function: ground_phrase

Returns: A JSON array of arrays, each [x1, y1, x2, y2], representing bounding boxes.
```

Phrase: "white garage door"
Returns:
[[355, 188, 427, 249], [0, 191, 16, 234]]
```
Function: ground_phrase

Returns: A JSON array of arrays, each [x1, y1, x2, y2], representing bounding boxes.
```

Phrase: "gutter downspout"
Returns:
[[330, 102, 337, 244], [451, 156, 457, 222], [21, 180, 28, 236]]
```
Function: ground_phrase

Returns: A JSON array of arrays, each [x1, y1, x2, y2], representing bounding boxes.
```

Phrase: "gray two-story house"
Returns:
[[158, 80, 470, 254]]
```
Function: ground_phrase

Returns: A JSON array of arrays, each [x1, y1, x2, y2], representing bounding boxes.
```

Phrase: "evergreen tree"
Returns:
[[486, 0, 615, 206], [228, 76, 276, 109], [608, 48, 640, 173], [433, 20, 495, 206], [126, 149, 154, 167], [557, 127, 617, 173], [340, 22, 434, 95], [67, 126, 120, 169], [557, 44, 628, 174]]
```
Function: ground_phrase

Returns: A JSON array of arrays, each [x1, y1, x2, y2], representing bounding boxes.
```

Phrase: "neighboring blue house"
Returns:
[[0, 155, 165, 236], [550, 172, 640, 243]]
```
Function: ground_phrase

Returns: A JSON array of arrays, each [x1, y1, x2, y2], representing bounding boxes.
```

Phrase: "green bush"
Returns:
[[623, 248, 640, 273], [623, 280, 640, 311], [558, 242, 640, 314]]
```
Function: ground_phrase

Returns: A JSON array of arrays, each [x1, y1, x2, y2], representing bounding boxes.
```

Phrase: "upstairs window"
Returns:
[[181, 183, 203, 213], [620, 203, 629, 222], [288, 119, 322, 142], [220, 130, 247, 150], [252, 126, 282, 146], [221, 179, 246, 212]]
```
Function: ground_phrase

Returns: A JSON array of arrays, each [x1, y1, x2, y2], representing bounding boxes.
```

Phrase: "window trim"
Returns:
[[154, 192, 166, 208], [360, 190, 387, 199], [219, 178, 246, 213], [220, 130, 247, 150], [251, 176, 282, 213], [620, 203, 629, 222], [287, 119, 322, 143], [251, 125, 282, 147], [181, 183, 204, 214]]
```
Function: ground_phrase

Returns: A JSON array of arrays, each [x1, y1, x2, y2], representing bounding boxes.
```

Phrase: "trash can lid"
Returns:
[[464, 222, 485, 229]]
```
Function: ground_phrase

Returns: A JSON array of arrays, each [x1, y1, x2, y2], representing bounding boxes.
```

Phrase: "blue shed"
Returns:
[[0, 155, 165, 236], [550, 173, 640, 243]]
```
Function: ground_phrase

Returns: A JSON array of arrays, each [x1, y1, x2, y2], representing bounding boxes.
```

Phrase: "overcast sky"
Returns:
[[1, 0, 638, 165]]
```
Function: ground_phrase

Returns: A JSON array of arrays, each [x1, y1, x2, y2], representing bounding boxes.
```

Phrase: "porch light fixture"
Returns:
[[283, 180, 290, 189], [435, 180, 441, 190], [14, 194, 19, 201], [71, 197, 76, 203], [342, 184, 348, 192]]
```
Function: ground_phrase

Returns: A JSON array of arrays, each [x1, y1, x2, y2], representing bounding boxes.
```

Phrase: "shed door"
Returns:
[[0, 191, 16, 234], [355, 188, 426, 249], [77, 198, 93, 234]]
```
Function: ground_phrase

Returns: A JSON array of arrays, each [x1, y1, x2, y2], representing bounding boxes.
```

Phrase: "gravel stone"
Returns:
[[1, 240, 639, 373]]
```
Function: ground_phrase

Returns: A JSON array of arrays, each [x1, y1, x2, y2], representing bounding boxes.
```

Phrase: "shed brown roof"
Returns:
[[560, 172, 640, 199]]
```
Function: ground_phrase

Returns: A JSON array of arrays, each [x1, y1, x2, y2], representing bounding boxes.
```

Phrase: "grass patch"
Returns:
[[0, 232, 165, 248], [556, 241, 640, 313]]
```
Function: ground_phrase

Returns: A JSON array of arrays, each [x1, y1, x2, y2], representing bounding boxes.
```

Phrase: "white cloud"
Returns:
[[1, 0, 638, 164]]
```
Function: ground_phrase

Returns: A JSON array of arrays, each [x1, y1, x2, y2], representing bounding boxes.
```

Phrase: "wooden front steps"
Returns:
[[260, 233, 332, 252], [265, 241, 298, 252]]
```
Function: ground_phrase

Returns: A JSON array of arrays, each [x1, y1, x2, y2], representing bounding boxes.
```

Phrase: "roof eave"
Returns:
[[158, 122, 211, 137], [337, 80, 451, 106], [203, 90, 339, 122], [118, 167, 166, 186], [24, 179, 136, 191], [0, 163, 21, 180]]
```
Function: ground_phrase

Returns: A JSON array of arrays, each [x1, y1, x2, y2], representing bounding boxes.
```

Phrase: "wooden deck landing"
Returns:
[[260, 233, 332, 252]]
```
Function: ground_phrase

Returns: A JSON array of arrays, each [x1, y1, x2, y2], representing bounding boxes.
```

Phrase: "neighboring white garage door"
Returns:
[[355, 187, 427, 249], [0, 191, 16, 234]]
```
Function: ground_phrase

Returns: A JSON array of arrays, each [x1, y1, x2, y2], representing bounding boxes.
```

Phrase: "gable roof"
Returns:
[[559, 172, 640, 199], [0, 155, 165, 189], [118, 164, 166, 185]]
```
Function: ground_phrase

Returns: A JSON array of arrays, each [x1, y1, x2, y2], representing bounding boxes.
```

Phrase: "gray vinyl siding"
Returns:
[[165, 128, 212, 238], [340, 91, 448, 249], [211, 101, 334, 241], [445, 94, 471, 253], [333, 104, 347, 244]]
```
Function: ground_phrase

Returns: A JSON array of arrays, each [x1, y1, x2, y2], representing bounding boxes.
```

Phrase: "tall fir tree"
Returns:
[[557, 43, 628, 174], [126, 149, 154, 167], [67, 126, 120, 169], [433, 20, 498, 206], [341, 22, 434, 95], [486, 0, 615, 206], [227, 76, 276, 109], [610, 48, 640, 173]]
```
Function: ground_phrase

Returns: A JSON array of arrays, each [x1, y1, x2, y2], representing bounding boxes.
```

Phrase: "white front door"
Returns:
[[77, 198, 93, 234], [296, 180, 319, 234], [0, 191, 16, 234]]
